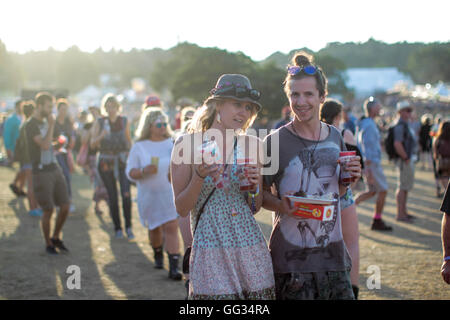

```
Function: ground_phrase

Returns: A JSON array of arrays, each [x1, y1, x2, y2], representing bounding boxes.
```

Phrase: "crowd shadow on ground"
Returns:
[[95, 184, 186, 299], [358, 274, 404, 299], [0, 168, 111, 299]]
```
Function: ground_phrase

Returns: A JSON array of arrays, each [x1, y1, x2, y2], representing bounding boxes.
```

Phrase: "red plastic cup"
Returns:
[[339, 151, 356, 185], [237, 158, 255, 191], [57, 135, 67, 145]]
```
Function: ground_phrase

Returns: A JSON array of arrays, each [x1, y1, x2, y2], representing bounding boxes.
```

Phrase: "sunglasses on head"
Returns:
[[154, 122, 167, 128], [211, 85, 261, 101], [287, 65, 318, 76]]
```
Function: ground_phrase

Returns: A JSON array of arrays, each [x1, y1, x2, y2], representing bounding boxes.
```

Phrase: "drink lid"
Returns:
[[339, 151, 356, 157], [236, 158, 254, 164]]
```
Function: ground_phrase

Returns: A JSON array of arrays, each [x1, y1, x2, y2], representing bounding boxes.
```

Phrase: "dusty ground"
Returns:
[[0, 158, 449, 300]]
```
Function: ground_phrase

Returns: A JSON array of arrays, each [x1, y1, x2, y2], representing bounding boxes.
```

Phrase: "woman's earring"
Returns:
[[216, 113, 222, 124]]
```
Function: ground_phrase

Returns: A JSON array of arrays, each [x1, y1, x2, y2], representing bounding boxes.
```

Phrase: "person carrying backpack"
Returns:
[[392, 101, 418, 223]]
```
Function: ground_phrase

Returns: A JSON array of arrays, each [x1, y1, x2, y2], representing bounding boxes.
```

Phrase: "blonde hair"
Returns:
[[135, 107, 173, 141], [188, 98, 257, 133], [56, 98, 69, 110]]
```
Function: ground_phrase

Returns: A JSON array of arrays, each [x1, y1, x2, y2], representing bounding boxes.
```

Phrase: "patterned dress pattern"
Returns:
[[189, 163, 275, 300]]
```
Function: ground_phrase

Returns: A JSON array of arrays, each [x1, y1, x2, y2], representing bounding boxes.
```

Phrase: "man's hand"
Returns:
[[339, 156, 362, 182], [47, 114, 55, 127], [279, 192, 300, 217]]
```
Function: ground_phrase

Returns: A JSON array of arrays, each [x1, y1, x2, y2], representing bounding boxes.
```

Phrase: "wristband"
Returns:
[[444, 256, 450, 262], [248, 185, 260, 197], [141, 167, 145, 176], [194, 167, 206, 179]]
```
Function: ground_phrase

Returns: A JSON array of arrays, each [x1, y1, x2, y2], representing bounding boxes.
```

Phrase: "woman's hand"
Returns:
[[239, 164, 259, 192], [142, 164, 157, 175], [194, 163, 220, 180]]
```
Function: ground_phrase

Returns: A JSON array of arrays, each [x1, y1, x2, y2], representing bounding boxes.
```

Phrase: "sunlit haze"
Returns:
[[1, 0, 449, 61]]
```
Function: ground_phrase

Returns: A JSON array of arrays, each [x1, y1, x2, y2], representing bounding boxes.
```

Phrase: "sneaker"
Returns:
[[397, 216, 414, 223], [46, 245, 59, 255], [51, 238, 69, 253], [371, 219, 393, 231], [28, 208, 43, 217], [126, 228, 135, 240], [115, 230, 124, 239]]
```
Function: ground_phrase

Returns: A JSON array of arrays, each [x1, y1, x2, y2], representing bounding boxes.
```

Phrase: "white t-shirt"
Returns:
[[126, 138, 178, 230]]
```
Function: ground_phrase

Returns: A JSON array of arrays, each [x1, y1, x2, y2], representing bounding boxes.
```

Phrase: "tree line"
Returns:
[[0, 38, 448, 118]]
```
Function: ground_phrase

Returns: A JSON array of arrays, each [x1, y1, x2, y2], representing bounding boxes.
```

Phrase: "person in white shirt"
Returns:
[[126, 107, 182, 280]]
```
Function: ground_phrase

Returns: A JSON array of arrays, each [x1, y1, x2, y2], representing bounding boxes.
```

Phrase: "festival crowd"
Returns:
[[1, 51, 449, 299]]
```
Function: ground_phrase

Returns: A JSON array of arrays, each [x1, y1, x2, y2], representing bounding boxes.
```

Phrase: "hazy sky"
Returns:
[[1, 0, 449, 61]]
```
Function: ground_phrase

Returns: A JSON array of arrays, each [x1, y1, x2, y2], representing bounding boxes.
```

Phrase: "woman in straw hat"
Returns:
[[171, 74, 275, 299]]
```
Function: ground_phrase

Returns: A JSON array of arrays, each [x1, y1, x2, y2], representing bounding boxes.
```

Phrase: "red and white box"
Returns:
[[286, 196, 335, 221]]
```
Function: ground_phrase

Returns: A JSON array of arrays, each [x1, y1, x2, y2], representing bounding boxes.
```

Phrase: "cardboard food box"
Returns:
[[286, 196, 335, 221]]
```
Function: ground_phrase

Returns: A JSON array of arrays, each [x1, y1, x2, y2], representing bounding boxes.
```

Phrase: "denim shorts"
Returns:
[[340, 187, 355, 211], [21, 163, 32, 170], [367, 162, 388, 192]]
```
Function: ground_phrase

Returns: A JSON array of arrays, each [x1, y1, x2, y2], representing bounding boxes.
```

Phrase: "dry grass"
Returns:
[[0, 159, 448, 299]]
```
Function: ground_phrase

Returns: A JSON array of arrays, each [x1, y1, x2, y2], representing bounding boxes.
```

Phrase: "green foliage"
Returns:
[[150, 43, 254, 102], [318, 38, 425, 69], [149, 43, 286, 118], [248, 61, 287, 118], [0, 39, 23, 92], [406, 44, 450, 83], [0, 38, 449, 119], [56, 46, 99, 92]]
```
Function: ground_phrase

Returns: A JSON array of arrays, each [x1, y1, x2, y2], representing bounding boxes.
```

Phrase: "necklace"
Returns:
[[291, 121, 322, 159]]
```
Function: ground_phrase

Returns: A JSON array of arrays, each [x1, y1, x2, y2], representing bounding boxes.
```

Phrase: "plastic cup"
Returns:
[[237, 158, 255, 192], [151, 157, 159, 173], [339, 151, 356, 186]]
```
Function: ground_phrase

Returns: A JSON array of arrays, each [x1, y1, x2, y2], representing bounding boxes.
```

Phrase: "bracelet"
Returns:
[[248, 185, 260, 197], [444, 256, 450, 262], [194, 167, 206, 179]]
